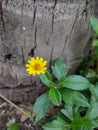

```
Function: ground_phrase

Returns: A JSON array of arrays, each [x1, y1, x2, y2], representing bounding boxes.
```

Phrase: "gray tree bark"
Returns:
[[0, 0, 98, 102]]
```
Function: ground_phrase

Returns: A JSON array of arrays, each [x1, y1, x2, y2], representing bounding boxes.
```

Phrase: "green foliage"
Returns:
[[93, 39, 98, 46], [58, 75, 89, 90], [31, 16, 98, 130], [42, 104, 96, 130], [33, 92, 52, 124], [61, 105, 74, 121], [51, 58, 69, 80], [71, 116, 94, 130], [48, 86, 62, 106], [42, 116, 70, 130], [86, 96, 98, 119], [7, 122, 18, 130], [90, 16, 98, 35], [88, 84, 98, 100], [33, 58, 92, 127], [40, 71, 52, 87], [61, 89, 89, 107]]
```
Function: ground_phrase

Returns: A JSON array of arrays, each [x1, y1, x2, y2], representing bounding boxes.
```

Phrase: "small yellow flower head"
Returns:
[[25, 56, 47, 76]]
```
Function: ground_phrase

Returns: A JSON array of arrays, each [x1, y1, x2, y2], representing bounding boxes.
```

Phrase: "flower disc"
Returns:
[[26, 56, 47, 76]]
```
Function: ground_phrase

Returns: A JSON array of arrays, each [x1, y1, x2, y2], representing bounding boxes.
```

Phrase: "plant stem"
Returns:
[[0, 94, 33, 121]]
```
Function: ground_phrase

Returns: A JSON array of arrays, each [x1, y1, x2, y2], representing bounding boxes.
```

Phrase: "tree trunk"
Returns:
[[0, 0, 98, 102]]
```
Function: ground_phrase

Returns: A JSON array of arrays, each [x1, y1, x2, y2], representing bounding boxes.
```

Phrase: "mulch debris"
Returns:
[[0, 99, 42, 130]]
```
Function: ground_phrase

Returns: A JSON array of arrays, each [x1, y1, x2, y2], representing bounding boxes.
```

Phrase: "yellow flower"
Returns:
[[25, 56, 47, 76]]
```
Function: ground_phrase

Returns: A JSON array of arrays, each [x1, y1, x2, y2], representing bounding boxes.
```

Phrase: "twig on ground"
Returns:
[[0, 94, 33, 121]]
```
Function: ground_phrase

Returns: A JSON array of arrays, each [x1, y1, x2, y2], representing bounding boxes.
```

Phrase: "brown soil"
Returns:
[[0, 99, 42, 130]]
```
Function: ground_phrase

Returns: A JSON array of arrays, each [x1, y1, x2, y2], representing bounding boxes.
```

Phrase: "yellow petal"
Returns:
[[39, 57, 44, 62], [28, 58, 35, 65], [42, 61, 47, 66], [25, 64, 31, 68], [36, 56, 40, 61]]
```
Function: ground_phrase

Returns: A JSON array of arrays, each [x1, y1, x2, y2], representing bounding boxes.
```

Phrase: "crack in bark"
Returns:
[[34, 0, 36, 3], [70, 4, 80, 35], [28, 45, 37, 57], [46, 32, 51, 45], [34, 25, 37, 46], [32, 5, 37, 26], [4, 53, 12, 60], [82, 0, 89, 20], [21, 46, 25, 65], [63, 35, 68, 54], [6, 0, 9, 5], [29, 25, 37, 57], [49, 47, 53, 70], [51, 0, 58, 32], [15, 73, 18, 85], [53, 0, 57, 10], [0, 0, 5, 31], [51, 13, 54, 32], [33, 25, 38, 56], [85, 0, 89, 19]]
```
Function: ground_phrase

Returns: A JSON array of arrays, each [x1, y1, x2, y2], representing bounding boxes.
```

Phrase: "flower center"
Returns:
[[33, 63, 41, 70]]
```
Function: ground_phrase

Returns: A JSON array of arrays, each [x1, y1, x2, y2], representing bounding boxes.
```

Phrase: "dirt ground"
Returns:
[[0, 99, 42, 130]]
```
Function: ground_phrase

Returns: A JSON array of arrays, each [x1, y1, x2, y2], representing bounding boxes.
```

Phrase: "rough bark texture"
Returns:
[[0, 0, 98, 102]]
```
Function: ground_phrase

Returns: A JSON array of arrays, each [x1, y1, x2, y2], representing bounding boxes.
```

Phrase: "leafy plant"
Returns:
[[25, 17, 98, 129], [31, 58, 98, 130]]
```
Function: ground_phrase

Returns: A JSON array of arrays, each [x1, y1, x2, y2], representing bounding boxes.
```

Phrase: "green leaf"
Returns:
[[93, 39, 98, 46], [51, 58, 69, 80], [7, 122, 18, 130], [40, 71, 53, 87], [95, 82, 98, 90], [92, 119, 98, 128], [61, 105, 73, 121], [60, 89, 89, 107], [89, 83, 98, 101], [90, 16, 98, 35], [86, 96, 98, 120], [42, 116, 70, 130], [58, 75, 90, 90], [49, 86, 62, 106], [71, 116, 94, 130], [45, 71, 52, 81], [33, 92, 52, 124]]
